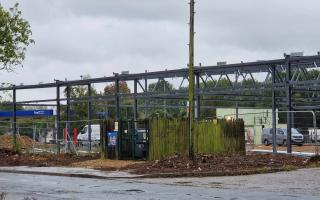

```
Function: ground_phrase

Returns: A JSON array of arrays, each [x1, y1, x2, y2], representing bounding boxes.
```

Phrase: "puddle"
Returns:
[[90, 185, 102, 188], [208, 182, 224, 188], [125, 189, 144, 193], [174, 181, 193, 186], [280, 194, 299, 198], [107, 189, 145, 195]]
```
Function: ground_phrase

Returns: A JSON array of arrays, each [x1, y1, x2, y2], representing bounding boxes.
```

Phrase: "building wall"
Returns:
[[216, 108, 280, 145]]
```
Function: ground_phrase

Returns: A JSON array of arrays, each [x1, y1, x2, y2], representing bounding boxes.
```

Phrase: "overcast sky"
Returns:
[[1, 0, 320, 101]]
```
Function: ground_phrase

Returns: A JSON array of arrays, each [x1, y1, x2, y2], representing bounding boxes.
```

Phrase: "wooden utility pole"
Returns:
[[188, 0, 195, 159]]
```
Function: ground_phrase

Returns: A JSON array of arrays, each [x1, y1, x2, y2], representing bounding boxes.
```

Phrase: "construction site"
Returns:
[[0, 0, 320, 173], [1, 0, 320, 200]]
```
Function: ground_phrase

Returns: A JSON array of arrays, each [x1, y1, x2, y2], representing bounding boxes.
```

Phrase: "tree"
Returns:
[[148, 79, 187, 118], [104, 81, 132, 119], [0, 3, 34, 70], [62, 75, 101, 131], [104, 81, 130, 94]]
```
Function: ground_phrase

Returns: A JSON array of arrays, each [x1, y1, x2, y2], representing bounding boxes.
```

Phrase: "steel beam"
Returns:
[[0, 55, 317, 92]]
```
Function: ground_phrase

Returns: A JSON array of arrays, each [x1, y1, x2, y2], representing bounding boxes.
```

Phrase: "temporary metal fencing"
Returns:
[[220, 110, 320, 156], [0, 119, 104, 155]]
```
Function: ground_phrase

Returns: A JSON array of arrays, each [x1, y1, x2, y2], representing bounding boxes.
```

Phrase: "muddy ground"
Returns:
[[128, 153, 314, 176], [1, 148, 319, 176], [0, 148, 140, 170]]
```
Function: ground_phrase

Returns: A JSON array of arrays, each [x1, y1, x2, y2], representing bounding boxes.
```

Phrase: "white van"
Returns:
[[77, 124, 101, 141], [308, 129, 320, 142]]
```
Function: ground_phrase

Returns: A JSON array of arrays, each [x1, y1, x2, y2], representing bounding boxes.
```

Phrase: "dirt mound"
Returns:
[[0, 135, 33, 149], [309, 155, 320, 163], [0, 148, 99, 167], [130, 153, 309, 175], [0, 149, 313, 176]]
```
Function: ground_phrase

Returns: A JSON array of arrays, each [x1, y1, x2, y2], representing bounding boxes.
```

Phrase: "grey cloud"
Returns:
[[196, 0, 320, 55]]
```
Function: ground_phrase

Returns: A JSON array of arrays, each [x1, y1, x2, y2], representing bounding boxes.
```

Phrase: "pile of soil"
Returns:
[[0, 135, 33, 149], [309, 155, 320, 163], [130, 153, 310, 176], [0, 148, 98, 167]]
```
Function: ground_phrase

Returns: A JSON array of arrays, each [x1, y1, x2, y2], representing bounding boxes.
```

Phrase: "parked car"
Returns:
[[77, 124, 101, 142], [262, 128, 304, 146]]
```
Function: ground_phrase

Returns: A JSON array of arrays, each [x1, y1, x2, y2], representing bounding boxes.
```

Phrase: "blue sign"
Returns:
[[0, 110, 54, 118], [107, 131, 117, 147]]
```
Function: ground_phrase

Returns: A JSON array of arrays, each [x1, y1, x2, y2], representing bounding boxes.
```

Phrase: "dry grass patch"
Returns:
[[71, 159, 144, 170]]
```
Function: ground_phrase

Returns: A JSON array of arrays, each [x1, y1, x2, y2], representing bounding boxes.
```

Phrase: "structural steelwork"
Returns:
[[3, 53, 320, 153]]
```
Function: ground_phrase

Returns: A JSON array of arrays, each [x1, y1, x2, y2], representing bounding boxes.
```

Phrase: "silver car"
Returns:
[[262, 128, 304, 146]]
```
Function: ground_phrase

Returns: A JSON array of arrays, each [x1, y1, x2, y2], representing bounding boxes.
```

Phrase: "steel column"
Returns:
[[272, 66, 277, 153], [286, 56, 292, 153], [144, 78, 148, 118], [115, 75, 120, 120], [134, 79, 138, 120], [235, 101, 239, 120], [196, 73, 201, 119], [66, 86, 71, 152], [88, 84, 92, 151], [56, 84, 61, 154], [12, 87, 17, 147]]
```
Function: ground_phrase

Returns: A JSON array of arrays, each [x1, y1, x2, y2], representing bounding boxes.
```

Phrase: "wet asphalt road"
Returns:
[[0, 168, 320, 200]]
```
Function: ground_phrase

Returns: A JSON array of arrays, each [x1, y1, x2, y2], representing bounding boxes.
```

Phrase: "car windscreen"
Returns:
[[291, 128, 300, 134], [282, 129, 300, 134]]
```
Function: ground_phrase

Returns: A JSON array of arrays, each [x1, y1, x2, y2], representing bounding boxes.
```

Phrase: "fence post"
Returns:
[[32, 124, 36, 153], [100, 120, 106, 159], [312, 111, 319, 155]]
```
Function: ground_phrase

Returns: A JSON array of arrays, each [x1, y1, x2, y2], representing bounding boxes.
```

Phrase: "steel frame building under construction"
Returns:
[[2, 53, 320, 153]]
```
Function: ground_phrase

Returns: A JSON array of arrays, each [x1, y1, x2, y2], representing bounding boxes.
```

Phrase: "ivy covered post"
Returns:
[[188, 0, 195, 159]]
